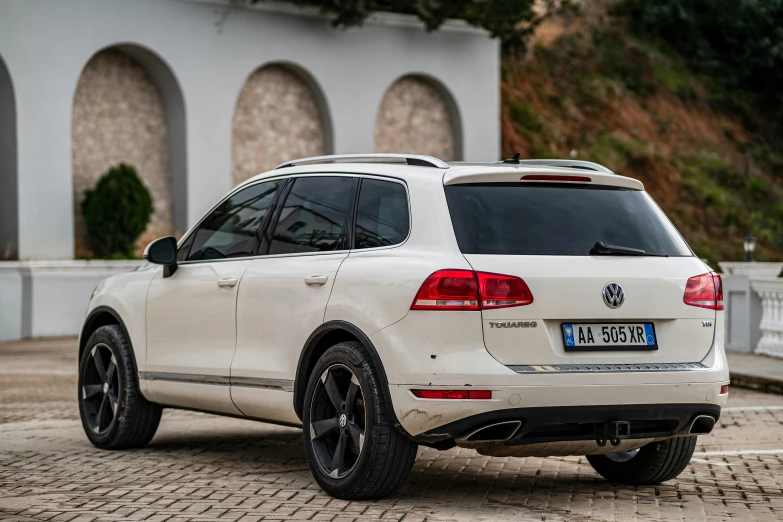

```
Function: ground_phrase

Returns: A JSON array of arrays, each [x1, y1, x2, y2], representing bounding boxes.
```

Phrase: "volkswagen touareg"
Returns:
[[78, 153, 728, 499]]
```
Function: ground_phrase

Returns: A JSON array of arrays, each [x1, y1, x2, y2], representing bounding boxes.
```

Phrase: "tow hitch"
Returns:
[[595, 421, 631, 447]]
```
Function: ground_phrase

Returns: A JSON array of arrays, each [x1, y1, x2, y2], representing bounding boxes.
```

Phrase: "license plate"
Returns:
[[561, 322, 657, 351]]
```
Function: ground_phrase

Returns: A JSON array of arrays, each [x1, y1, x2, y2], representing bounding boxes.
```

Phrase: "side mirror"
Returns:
[[143, 236, 178, 277]]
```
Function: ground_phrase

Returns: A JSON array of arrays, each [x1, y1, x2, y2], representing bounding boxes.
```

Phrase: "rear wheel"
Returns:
[[303, 341, 418, 499], [587, 436, 697, 485], [78, 325, 162, 449]]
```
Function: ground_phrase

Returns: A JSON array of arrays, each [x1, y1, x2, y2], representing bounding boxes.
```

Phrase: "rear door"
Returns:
[[444, 178, 717, 366], [231, 175, 358, 423]]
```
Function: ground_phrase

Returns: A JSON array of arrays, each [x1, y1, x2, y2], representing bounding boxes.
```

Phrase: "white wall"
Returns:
[[0, 0, 500, 260], [0, 261, 143, 341]]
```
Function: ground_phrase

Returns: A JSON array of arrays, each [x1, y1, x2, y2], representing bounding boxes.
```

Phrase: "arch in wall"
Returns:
[[0, 54, 17, 260], [232, 62, 332, 185], [374, 73, 463, 161], [71, 43, 187, 258]]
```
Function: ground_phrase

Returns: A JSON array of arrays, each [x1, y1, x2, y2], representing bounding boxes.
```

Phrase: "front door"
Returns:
[[232, 175, 357, 423], [144, 179, 283, 414]]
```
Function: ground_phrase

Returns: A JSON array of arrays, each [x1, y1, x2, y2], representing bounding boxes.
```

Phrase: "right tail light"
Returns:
[[683, 272, 724, 310]]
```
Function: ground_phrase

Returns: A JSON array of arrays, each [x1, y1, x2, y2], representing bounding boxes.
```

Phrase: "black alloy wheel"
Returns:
[[78, 325, 162, 449], [309, 364, 366, 479], [81, 342, 120, 435], [303, 341, 417, 499]]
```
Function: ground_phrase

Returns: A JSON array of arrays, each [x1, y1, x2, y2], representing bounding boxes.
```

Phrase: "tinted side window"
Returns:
[[187, 180, 281, 261], [176, 233, 194, 262], [354, 179, 409, 249], [268, 176, 356, 255]]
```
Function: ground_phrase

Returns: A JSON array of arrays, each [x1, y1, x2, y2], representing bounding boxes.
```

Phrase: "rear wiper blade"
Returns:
[[589, 241, 668, 257]]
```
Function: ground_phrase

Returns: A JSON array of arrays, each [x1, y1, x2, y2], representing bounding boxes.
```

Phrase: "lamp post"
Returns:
[[744, 234, 757, 262]]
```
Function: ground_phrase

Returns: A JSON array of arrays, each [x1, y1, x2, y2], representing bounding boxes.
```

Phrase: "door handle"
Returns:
[[305, 275, 328, 286], [217, 278, 238, 288]]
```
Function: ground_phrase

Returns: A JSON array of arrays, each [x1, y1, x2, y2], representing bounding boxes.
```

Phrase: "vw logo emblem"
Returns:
[[603, 282, 624, 309], [339, 414, 347, 428]]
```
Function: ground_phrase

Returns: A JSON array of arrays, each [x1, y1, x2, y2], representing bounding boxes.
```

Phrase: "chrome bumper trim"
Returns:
[[507, 362, 709, 374]]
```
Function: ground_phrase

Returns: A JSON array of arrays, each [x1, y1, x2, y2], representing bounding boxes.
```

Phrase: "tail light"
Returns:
[[410, 270, 479, 311], [410, 269, 533, 311], [683, 272, 724, 310], [477, 272, 534, 309], [411, 389, 492, 399]]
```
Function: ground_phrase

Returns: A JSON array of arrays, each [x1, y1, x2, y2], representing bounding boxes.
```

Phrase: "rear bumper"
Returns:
[[414, 403, 721, 445], [390, 380, 728, 441], [370, 309, 729, 443]]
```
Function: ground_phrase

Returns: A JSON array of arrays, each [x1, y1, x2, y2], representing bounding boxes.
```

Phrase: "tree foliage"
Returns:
[[81, 163, 153, 259], [251, 0, 539, 46], [619, 0, 783, 125]]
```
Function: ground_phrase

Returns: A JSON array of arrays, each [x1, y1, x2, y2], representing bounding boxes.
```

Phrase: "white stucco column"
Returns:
[[6, 40, 77, 260], [181, 87, 235, 225]]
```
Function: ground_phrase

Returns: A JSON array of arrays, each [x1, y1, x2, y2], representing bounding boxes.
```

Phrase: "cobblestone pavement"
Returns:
[[1, 338, 782, 521]]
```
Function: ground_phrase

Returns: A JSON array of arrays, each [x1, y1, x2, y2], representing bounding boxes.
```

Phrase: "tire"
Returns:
[[78, 324, 162, 449], [303, 341, 418, 499], [587, 436, 697, 485]]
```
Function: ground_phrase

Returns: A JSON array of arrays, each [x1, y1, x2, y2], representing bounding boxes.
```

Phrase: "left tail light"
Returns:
[[410, 269, 533, 311], [410, 269, 479, 311]]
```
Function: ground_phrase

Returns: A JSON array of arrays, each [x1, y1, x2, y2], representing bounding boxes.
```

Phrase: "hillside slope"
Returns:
[[502, 15, 783, 267]]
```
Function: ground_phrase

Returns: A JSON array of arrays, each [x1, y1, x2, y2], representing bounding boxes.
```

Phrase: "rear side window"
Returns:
[[268, 176, 357, 255], [186, 180, 281, 261], [354, 179, 409, 249], [444, 183, 692, 256]]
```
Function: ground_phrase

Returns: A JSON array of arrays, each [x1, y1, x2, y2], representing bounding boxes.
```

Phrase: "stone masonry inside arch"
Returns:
[[232, 65, 326, 186], [71, 49, 173, 258], [374, 76, 457, 161]]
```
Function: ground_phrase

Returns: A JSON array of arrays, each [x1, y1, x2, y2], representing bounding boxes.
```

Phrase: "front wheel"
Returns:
[[78, 325, 162, 449], [303, 341, 418, 499], [587, 436, 697, 485]]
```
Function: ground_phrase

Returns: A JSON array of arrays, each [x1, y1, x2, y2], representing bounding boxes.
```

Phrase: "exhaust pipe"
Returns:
[[455, 420, 522, 443], [688, 415, 716, 435]]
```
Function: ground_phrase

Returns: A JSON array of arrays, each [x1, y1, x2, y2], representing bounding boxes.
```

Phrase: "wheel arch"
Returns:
[[79, 306, 138, 371], [294, 320, 410, 437]]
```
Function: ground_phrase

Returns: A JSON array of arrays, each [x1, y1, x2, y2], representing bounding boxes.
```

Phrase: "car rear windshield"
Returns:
[[444, 183, 692, 256]]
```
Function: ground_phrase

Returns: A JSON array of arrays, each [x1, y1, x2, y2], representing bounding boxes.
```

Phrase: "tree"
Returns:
[[619, 0, 783, 125], [248, 0, 541, 48]]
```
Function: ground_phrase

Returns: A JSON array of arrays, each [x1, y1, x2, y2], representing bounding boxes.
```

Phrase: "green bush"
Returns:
[[81, 163, 153, 259]]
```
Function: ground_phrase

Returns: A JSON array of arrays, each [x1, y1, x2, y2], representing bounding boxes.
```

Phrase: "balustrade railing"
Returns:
[[751, 278, 783, 358]]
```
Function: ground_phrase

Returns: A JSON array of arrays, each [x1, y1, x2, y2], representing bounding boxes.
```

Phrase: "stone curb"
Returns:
[[730, 371, 783, 395]]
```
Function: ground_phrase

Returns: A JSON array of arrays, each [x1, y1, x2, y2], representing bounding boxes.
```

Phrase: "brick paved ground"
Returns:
[[1, 338, 782, 521]]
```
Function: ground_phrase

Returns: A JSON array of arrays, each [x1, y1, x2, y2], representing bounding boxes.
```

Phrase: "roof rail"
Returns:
[[274, 153, 450, 170], [515, 159, 615, 175]]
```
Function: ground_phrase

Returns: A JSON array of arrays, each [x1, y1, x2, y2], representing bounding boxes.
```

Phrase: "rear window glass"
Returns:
[[354, 179, 409, 249], [444, 183, 692, 256]]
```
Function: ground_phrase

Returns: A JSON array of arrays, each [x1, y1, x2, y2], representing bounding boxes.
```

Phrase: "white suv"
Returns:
[[78, 153, 728, 499]]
